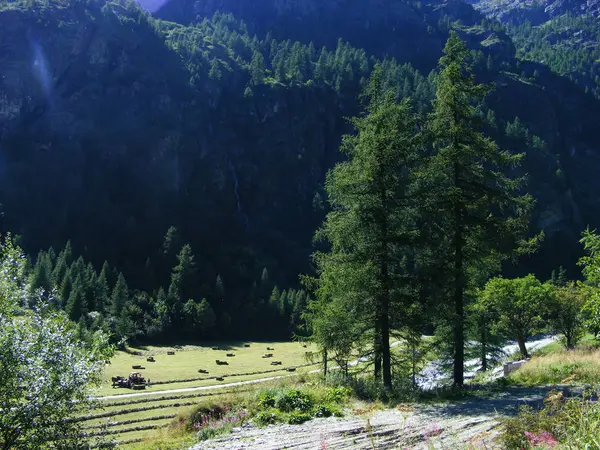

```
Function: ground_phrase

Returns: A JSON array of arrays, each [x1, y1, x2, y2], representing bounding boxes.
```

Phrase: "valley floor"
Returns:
[[190, 386, 565, 450]]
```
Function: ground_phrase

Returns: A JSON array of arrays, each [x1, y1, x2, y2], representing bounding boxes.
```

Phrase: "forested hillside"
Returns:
[[471, 0, 600, 98], [1, 0, 600, 342]]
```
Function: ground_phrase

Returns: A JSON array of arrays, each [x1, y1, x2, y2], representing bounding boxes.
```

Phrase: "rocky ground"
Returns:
[[191, 386, 569, 450]]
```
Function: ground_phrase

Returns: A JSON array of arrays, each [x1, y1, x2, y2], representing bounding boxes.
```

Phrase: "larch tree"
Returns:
[[427, 32, 534, 386], [308, 67, 422, 388]]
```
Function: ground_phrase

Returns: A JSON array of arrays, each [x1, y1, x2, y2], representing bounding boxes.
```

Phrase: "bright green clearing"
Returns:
[[97, 341, 318, 396]]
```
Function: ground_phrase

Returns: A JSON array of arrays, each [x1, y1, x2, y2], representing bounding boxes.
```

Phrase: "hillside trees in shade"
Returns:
[[307, 67, 425, 388], [426, 32, 535, 386], [25, 234, 310, 344]]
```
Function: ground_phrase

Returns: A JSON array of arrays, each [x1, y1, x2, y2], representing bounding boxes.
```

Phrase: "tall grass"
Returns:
[[507, 344, 600, 386]]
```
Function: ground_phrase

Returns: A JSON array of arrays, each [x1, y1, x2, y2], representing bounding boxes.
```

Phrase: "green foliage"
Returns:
[[307, 67, 425, 387], [548, 282, 587, 349], [275, 389, 313, 413], [480, 275, 549, 358], [0, 235, 114, 450], [509, 14, 600, 99], [501, 390, 600, 449], [287, 412, 312, 424], [426, 31, 535, 385]]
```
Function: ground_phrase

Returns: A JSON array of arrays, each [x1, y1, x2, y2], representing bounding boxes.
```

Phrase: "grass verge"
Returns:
[[506, 343, 600, 386]]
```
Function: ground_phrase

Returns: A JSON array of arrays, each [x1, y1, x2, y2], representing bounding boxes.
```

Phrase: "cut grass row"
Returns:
[[84, 414, 177, 430]]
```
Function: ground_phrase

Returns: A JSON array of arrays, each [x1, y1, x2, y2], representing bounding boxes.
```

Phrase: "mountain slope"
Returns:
[[1, 0, 600, 316]]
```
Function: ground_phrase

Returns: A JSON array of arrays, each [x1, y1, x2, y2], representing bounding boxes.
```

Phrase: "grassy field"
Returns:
[[80, 341, 319, 446], [97, 341, 318, 396]]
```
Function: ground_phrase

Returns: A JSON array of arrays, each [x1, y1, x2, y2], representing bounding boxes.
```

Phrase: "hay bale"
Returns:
[[266, 347, 274, 351], [167, 351, 175, 356], [287, 368, 297, 372], [132, 365, 145, 370], [270, 361, 282, 366], [211, 347, 219, 351], [244, 344, 250, 348], [302, 344, 307, 348], [198, 369, 209, 374], [216, 377, 225, 381], [226, 353, 235, 357], [146, 357, 155, 362], [216, 360, 229, 366]]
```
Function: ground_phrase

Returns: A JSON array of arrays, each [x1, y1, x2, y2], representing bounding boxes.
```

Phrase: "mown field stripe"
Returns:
[[83, 414, 177, 430]]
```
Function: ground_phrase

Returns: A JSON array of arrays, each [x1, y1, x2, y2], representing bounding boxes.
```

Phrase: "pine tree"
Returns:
[[60, 269, 73, 308], [309, 67, 423, 388], [110, 273, 129, 317], [95, 268, 110, 314], [66, 275, 87, 322], [167, 244, 197, 328], [426, 32, 534, 386], [250, 51, 266, 85], [30, 251, 53, 296]]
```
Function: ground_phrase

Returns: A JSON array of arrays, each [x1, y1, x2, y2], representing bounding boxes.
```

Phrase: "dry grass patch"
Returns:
[[507, 344, 600, 386]]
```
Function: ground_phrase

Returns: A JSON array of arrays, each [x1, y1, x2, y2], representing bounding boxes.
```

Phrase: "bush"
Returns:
[[324, 386, 351, 404], [254, 410, 282, 426], [313, 405, 337, 417], [287, 413, 312, 424], [258, 392, 276, 409], [275, 390, 314, 413]]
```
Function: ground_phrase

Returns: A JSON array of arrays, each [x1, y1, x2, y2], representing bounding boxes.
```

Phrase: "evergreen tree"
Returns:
[[167, 244, 197, 329], [309, 67, 422, 388], [110, 273, 129, 317], [66, 275, 87, 322], [250, 51, 266, 84], [427, 32, 534, 386], [60, 269, 73, 308], [30, 251, 53, 296], [95, 268, 110, 314]]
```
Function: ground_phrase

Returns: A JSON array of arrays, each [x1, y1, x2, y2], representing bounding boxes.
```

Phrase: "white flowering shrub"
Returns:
[[0, 235, 113, 449]]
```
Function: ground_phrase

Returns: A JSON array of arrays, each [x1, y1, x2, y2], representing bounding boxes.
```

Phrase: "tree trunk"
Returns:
[[322, 349, 328, 377], [381, 287, 392, 389], [480, 321, 488, 372], [517, 336, 528, 359], [453, 198, 465, 388], [374, 330, 381, 380]]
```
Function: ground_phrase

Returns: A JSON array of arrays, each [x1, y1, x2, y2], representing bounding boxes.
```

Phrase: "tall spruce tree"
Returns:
[[309, 67, 422, 388], [427, 32, 534, 386], [167, 244, 197, 331]]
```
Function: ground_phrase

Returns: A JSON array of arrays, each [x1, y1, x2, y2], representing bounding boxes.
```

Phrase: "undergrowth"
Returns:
[[501, 389, 600, 449]]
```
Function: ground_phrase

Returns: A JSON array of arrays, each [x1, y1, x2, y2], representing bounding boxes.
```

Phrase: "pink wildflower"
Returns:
[[524, 431, 558, 448]]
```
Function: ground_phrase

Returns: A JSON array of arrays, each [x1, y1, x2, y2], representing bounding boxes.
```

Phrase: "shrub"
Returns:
[[258, 392, 276, 409], [254, 410, 282, 426], [287, 413, 312, 424], [276, 390, 314, 413], [501, 390, 600, 449], [324, 386, 351, 404]]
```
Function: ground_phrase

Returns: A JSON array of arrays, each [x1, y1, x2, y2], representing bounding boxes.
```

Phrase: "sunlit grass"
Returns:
[[97, 341, 317, 396], [507, 341, 600, 386]]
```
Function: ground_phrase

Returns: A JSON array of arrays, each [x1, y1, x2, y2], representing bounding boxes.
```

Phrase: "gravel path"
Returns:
[[191, 386, 565, 450]]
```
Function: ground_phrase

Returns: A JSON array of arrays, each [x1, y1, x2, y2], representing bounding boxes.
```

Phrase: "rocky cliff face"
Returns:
[[470, 0, 600, 25]]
